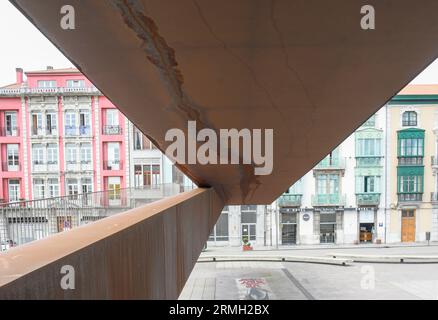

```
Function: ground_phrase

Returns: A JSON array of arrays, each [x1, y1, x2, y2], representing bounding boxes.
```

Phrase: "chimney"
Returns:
[[15, 68, 23, 84], [46, 66, 53, 70]]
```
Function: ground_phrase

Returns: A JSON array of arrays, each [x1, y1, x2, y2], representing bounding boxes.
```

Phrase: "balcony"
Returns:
[[314, 157, 345, 170], [431, 192, 438, 203], [1, 162, 21, 172], [32, 161, 47, 172], [45, 126, 58, 136], [31, 127, 44, 136], [432, 156, 438, 166], [103, 160, 123, 170], [398, 193, 422, 202], [80, 160, 93, 171], [0, 86, 100, 96], [356, 156, 382, 167], [102, 125, 122, 135], [278, 194, 302, 207], [311, 193, 346, 207], [398, 156, 423, 165], [356, 193, 380, 206], [0, 127, 20, 137], [65, 126, 77, 136], [79, 125, 91, 136]]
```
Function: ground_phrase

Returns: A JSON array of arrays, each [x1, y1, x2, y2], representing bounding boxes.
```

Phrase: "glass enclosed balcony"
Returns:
[[277, 194, 302, 207], [311, 193, 346, 206], [356, 156, 382, 167], [356, 193, 380, 206]]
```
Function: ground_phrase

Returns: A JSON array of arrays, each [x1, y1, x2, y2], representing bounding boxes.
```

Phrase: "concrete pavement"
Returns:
[[179, 244, 438, 300]]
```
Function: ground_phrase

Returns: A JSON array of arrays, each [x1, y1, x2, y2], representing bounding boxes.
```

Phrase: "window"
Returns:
[[46, 113, 57, 134], [65, 144, 77, 164], [133, 127, 156, 150], [364, 176, 377, 193], [106, 142, 120, 169], [399, 175, 422, 193], [357, 138, 381, 157], [32, 144, 44, 165], [65, 112, 77, 135], [37, 80, 56, 88], [104, 109, 120, 135], [316, 174, 339, 194], [48, 178, 59, 198], [80, 143, 92, 163], [47, 144, 58, 164], [107, 177, 121, 200], [400, 138, 423, 157], [106, 109, 119, 126], [8, 180, 20, 202], [33, 179, 45, 199], [5, 112, 18, 136], [66, 79, 85, 88], [66, 178, 79, 196], [402, 111, 417, 126], [7, 144, 19, 167], [31, 113, 43, 135], [241, 205, 257, 241], [81, 178, 93, 194], [208, 208, 229, 241], [134, 127, 143, 150], [134, 164, 161, 187], [79, 111, 91, 135]]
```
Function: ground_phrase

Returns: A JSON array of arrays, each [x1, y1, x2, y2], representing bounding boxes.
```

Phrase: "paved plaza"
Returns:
[[179, 244, 438, 300]]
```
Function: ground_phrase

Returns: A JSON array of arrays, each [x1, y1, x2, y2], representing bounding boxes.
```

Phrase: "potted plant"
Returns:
[[242, 235, 253, 251]]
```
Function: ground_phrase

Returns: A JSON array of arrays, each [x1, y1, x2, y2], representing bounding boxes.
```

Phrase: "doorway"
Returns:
[[401, 209, 415, 242], [281, 211, 297, 245], [320, 212, 336, 243]]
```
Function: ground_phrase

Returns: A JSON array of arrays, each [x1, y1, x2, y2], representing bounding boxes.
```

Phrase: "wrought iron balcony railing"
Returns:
[[431, 192, 438, 203], [103, 160, 123, 170], [0, 127, 20, 137], [356, 193, 380, 206], [46, 126, 57, 135], [398, 193, 422, 202], [398, 156, 423, 165], [31, 126, 44, 136], [1, 162, 21, 172], [102, 125, 122, 135], [65, 126, 78, 136], [79, 125, 91, 135], [277, 194, 302, 207], [311, 194, 346, 206], [432, 156, 438, 166]]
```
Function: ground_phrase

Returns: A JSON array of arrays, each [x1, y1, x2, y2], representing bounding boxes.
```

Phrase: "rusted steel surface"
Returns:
[[0, 188, 224, 299], [10, 0, 438, 205]]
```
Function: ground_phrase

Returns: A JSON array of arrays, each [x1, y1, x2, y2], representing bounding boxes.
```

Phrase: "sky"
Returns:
[[0, 1, 74, 86], [0, 1, 438, 86]]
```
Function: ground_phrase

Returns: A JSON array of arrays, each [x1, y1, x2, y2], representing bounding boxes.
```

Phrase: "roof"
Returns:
[[25, 67, 80, 74], [398, 84, 438, 95], [0, 82, 25, 89]]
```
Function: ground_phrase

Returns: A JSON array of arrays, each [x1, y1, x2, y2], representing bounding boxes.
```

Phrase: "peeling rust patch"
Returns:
[[110, 0, 262, 203]]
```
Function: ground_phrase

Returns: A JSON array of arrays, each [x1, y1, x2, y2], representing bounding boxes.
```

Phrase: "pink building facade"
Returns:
[[0, 67, 129, 202]]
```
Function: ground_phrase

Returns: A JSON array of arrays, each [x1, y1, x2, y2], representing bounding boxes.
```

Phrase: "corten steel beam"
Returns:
[[0, 188, 224, 299], [10, 0, 438, 205]]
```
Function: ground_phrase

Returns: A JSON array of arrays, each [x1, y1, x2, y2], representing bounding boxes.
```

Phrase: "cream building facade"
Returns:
[[208, 85, 438, 247]]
